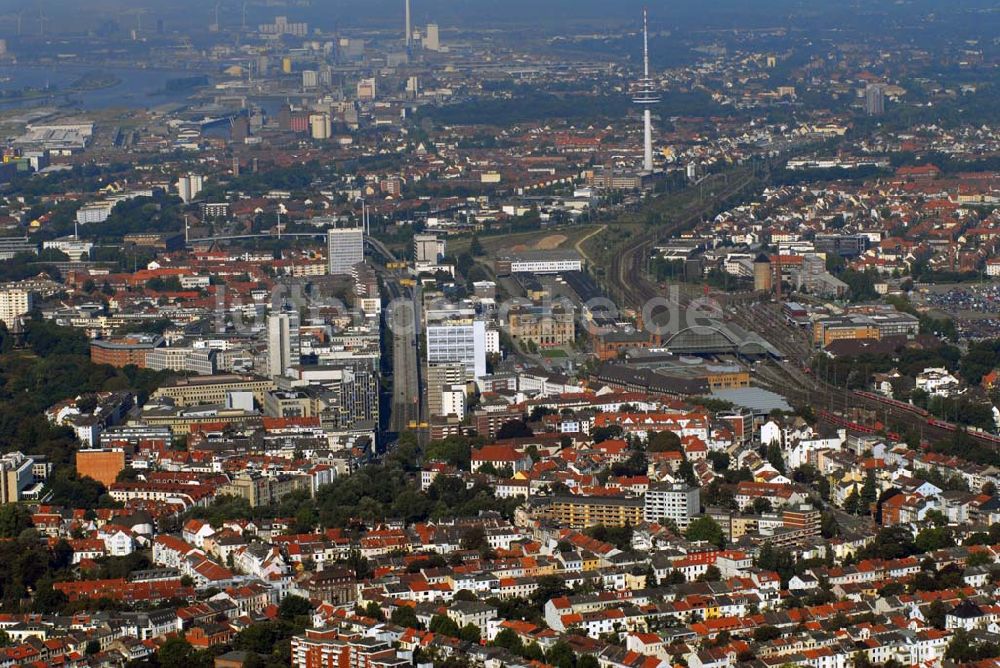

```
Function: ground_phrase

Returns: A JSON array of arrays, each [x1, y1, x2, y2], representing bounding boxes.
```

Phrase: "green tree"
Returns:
[[424, 435, 482, 470], [844, 486, 862, 515], [944, 628, 1000, 662], [707, 451, 730, 472], [966, 551, 993, 568], [915, 526, 954, 553], [158, 636, 195, 668], [860, 471, 877, 508], [924, 509, 948, 528], [531, 575, 569, 606], [752, 497, 773, 514], [278, 594, 314, 620], [863, 526, 918, 560], [392, 605, 422, 629], [470, 235, 485, 256], [461, 526, 490, 553], [766, 442, 786, 473], [459, 623, 481, 643], [820, 512, 840, 539], [685, 516, 726, 548], [363, 601, 385, 621], [524, 642, 545, 661], [648, 431, 681, 453], [492, 628, 524, 653], [429, 614, 461, 637], [756, 542, 797, 585], [0, 504, 32, 538], [678, 459, 698, 486], [592, 425, 623, 443], [33, 581, 68, 613], [753, 625, 782, 642], [546, 641, 577, 668]]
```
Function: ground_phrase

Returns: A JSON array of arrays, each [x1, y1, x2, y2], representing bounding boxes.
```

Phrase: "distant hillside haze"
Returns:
[[0, 0, 994, 35]]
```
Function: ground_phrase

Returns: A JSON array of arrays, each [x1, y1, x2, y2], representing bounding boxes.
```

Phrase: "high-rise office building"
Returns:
[[309, 366, 380, 429], [865, 84, 885, 116], [338, 367, 379, 427], [424, 23, 440, 51], [267, 311, 300, 378], [327, 227, 364, 275], [413, 234, 445, 264], [425, 306, 487, 381]]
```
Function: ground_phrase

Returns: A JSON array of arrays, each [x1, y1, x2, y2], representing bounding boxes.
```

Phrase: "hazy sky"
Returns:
[[0, 0, 994, 36]]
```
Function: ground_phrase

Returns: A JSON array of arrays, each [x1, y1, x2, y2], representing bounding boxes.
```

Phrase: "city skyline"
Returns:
[[0, 1, 995, 667]]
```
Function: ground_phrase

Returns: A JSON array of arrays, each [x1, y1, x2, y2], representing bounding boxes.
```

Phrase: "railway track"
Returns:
[[754, 358, 1000, 454], [605, 170, 760, 310], [596, 165, 1000, 458]]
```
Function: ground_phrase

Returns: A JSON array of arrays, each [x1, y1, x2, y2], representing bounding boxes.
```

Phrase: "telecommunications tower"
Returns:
[[633, 8, 659, 173]]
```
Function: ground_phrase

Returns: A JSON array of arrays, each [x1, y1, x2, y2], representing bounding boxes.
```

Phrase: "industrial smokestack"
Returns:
[[405, 0, 412, 49]]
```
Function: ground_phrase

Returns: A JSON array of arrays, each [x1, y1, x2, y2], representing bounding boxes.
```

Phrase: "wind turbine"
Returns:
[[124, 8, 147, 34], [37, 5, 48, 36]]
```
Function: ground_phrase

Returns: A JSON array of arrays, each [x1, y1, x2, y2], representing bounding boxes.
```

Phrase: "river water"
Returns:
[[0, 64, 207, 110]]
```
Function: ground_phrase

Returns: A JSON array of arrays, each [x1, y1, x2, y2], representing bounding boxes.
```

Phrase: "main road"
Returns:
[[384, 279, 423, 436], [367, 236, 426, 443]]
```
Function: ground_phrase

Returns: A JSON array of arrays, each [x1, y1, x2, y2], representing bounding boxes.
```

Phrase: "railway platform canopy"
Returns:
[[660, 321, 782, 359], [712, 387, 792, 416]]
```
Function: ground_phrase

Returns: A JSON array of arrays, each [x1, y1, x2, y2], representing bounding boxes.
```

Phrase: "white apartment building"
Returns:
[[0, 288, 35, 327], [176, 173, 204, 204], [644, 483, 700, 528]]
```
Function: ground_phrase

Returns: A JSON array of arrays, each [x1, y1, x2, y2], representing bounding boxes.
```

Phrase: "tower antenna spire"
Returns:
[[643, 7, 650, 80], [633, 7, 659, 173]]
